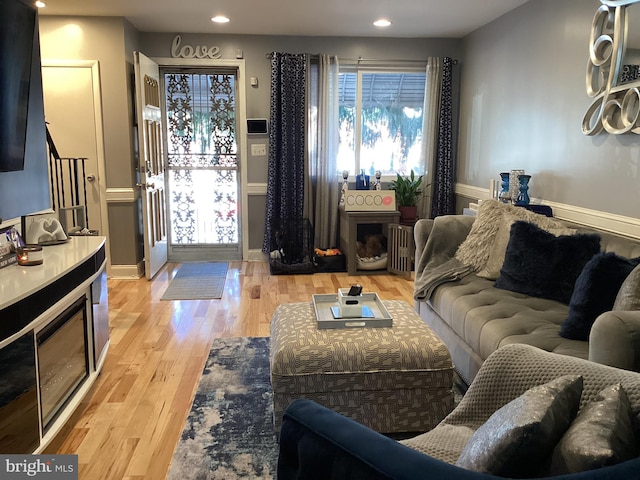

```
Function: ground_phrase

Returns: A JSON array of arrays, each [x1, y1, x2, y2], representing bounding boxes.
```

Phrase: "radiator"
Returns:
[[388, 223, 414, 279]]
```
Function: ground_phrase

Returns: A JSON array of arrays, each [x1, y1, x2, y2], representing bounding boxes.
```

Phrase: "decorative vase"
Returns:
[[515, 174, 531, 206], [499, 172, 511, 203], [509, 169, 524, 204], [355, 169, 370, 190]]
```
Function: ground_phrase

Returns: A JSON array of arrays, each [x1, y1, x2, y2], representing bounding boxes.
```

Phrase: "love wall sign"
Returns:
[[171, 35, 222, 59]]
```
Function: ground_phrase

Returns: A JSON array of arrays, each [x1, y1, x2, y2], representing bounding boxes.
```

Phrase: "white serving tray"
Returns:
[[312, 292, 393, 329]]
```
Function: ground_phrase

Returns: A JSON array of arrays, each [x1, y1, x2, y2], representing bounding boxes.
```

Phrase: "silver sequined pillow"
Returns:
[[613, 264, 640, 311], [455, 375, 583, 477], [550, 384, 638, 474]]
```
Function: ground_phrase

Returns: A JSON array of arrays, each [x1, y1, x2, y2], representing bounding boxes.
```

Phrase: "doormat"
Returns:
[[161, 262, 228, 300], [166, 337, 277, 479]]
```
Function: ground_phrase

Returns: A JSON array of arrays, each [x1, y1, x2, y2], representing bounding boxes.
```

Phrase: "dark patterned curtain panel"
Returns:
[[430, 57, 455, 218], [262, 53, 307, 254]]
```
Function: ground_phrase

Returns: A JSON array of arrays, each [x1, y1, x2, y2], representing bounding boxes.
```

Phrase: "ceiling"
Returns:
[[37, 0, 530, 38]]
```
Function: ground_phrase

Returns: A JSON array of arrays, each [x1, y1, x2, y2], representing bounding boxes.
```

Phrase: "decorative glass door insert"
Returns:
[[163, 70, 239, 252]]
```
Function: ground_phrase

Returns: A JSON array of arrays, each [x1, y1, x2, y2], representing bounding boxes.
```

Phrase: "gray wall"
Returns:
[[38, 22, 461, 268], [39, 16, 143, 270], [123, 20, 145, 266], [139, 33, 462, 120], [458, 0, 640, 219], [37, 0, 640, 273], [138, 33, 463, 253], [40, 17, 136, 188]]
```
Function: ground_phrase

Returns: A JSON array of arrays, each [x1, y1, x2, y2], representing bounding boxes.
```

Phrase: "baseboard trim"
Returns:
[[247, 249, 268, 262], [109, 263, 144, 279], [456, 183, 640, 239]]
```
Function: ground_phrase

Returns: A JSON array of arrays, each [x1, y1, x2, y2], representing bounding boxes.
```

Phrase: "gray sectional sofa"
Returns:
[[413, 200, 640, 385]]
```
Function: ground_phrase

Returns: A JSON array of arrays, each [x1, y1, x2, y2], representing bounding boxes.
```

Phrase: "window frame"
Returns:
[[337, 64, 427, 182]]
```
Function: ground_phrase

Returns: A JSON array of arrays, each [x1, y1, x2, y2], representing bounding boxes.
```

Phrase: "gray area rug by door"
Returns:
[[166, 336, 277, 480], [161, 262, 228, 300]]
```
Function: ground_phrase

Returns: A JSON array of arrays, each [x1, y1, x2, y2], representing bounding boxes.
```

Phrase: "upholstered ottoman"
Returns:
[[269, 299, 454, 433]]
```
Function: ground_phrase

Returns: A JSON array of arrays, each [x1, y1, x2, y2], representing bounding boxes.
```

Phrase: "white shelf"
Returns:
[[0, 236, 105, 309]]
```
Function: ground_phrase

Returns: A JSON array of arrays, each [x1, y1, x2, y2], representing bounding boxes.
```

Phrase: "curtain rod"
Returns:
[[341, 57, 458, 65], [265, 53, 458, 64]]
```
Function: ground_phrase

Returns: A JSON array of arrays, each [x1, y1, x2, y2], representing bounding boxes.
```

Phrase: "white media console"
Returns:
[[0, 236, 109, 453]]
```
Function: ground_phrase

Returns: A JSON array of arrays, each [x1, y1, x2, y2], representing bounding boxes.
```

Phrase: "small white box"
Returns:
[[337, 288, 363, 317]]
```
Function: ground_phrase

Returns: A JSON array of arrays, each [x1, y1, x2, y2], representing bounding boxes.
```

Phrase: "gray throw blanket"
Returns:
[[413, 216, 475, 301]]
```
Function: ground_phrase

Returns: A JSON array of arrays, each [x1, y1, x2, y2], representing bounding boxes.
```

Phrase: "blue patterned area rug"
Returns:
[[166, 337, 277, 480]]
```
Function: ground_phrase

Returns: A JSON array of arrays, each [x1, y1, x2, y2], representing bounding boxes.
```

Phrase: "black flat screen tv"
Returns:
[[0, 0, 49, 224], [0, 0, 37, 172]]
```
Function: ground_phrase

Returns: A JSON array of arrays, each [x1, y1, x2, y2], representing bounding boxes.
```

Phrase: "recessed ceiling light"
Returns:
[[373, 19, 391, 27], [35, 1, 46, 7], [211, 15, 230, 24]]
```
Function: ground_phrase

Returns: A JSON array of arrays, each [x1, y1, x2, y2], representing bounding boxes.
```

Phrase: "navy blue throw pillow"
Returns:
[[560, 253, 640, 341], [495, 221, 601, 305]]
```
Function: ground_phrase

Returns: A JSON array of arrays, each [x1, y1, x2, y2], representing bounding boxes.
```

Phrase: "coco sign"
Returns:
[[170, 35, 222, 59]]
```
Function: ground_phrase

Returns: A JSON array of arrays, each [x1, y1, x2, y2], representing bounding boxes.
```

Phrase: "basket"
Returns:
[[314, 251, 346, 272], [269, 219, 315, 275]]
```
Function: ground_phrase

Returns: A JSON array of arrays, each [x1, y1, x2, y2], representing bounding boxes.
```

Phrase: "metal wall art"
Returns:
[[583, 0, 640, 135]]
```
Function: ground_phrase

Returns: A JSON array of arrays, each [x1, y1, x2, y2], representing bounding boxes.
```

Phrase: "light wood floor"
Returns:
[[44, 261, 415, 479]]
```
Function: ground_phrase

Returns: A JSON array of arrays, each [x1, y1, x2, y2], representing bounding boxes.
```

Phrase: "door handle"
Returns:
[[86, 174, 96, 182], [135, 182, 156, 190]]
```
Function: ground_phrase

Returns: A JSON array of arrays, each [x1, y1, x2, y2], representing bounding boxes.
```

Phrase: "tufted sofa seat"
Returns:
[[414, 214, 640, 385]]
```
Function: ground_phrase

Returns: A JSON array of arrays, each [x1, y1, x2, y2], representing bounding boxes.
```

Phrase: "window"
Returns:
[[337, 70, 426, 178]]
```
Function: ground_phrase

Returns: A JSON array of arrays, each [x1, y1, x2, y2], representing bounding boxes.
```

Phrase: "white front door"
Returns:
[[134, 52, 168, 279], [161, 68, 242, 262]]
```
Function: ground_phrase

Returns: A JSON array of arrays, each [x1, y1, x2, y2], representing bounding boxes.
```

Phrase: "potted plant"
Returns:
[[389, 170, 424, 224]]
